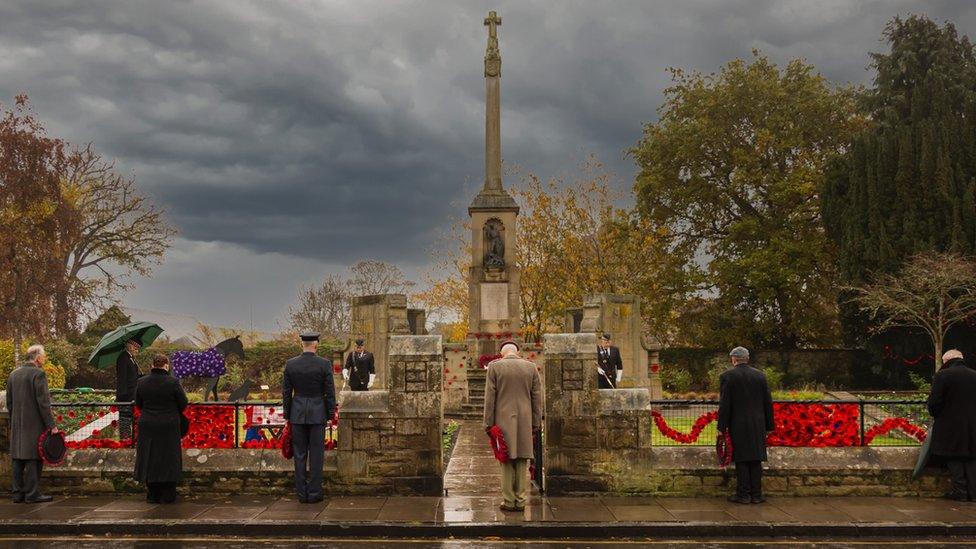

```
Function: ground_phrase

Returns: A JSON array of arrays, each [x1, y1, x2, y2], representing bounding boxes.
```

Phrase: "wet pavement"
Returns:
[[1, 493, 976, 525], [2, 540, 976, 548], [443, 420, 503, 497], [2, 422, 976, 541]]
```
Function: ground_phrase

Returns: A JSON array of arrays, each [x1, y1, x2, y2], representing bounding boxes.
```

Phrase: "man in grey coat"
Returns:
[[6, 344, 58, 503], [484, 340, 543, 512]]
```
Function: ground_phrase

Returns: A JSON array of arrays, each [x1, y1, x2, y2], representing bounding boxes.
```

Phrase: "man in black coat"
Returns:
[[928, 349, 976, 501], [597, 333, 623, 389], [115, 339, 142, 440], [343, 338, 375, 391], [282, 332, 337, 503], [718, 346, 774, 504]]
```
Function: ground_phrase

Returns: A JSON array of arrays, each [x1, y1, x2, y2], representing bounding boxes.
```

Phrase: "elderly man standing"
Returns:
[[483, 340, 543, 512], [928, 349, 976, 501], [6, 345, 58, 503], [718, 346, 774, 504]]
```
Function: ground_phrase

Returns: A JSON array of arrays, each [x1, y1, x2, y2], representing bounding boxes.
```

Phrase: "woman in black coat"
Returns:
[[134, 354, 188, 504]]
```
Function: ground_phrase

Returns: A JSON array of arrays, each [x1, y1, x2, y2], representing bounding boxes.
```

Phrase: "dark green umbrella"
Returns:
[[912, 421, 935, 480], [87, 321, 164, 369]]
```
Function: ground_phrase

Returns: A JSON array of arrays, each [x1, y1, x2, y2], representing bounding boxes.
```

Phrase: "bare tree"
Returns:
[[288, 274, 350, 340], [55, 145, 176, 334], [850, 251, 976, 371], [346, 260, 415, 297]]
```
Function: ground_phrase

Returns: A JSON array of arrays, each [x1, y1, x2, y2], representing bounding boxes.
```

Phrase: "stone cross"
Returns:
[[484, 11, 501, 40]]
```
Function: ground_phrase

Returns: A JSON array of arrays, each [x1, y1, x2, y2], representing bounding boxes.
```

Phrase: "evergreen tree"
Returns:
[[822, 15, 976, 345]]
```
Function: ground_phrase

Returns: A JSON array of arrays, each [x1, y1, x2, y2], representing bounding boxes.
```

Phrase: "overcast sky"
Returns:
[[1, 0, 974, 332]]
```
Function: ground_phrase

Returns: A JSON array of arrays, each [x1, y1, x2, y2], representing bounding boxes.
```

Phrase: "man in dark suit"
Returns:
[[597, 333, 623, 389], [115, 339, 142, 440], [928, 349, 976, 501], [282, 332, 337, 503], [343, 338, 375, 391], [6, 344, 58, 503], [718, 346, 774, 504]]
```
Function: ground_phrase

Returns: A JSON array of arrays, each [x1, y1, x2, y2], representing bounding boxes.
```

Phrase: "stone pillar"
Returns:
[[349, 294, 411, 391], [578, 294, 649, 388], [407, 308, 427, 335], [335, 335, 443, 495], [643, 337, 664, 399], [543, 333, 603, 493], [543, 332, 653, 495]]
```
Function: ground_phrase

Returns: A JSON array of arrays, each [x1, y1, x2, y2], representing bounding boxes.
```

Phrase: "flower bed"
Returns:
[[59, 403, 338, 450], [651, 401, 927, 447]]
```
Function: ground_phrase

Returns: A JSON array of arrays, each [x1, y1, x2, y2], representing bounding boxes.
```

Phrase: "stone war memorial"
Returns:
[[1, 5, 975, 545]]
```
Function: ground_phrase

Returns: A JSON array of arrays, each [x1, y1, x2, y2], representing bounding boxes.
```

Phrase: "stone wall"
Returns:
[[335, 335, 443, 495], [443, 343, 469, 412], [542, 332, 947, 497], [568, 446, 947, 498], [660, 347, 871, 390], [0, 447, 319, 495]]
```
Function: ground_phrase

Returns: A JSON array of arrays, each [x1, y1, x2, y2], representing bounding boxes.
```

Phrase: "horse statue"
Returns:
[[171, 336, 246, 400]]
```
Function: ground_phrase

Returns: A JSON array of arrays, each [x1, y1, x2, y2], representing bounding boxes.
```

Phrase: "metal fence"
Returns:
[[51, 401, 338, 449], [649, 399, 929, 447]]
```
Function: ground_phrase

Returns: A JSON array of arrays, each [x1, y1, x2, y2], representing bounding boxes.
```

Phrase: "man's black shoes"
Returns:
[[751, 495, 767, 504], [943, 491, 969, 502], [727, 495, 751, 504], [11, 494, 23, 503], [25, 495, 53, 504], [307, 496, 324, 504]]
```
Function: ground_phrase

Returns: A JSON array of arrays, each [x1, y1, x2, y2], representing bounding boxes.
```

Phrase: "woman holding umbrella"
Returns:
[[134, 353, 188, 504]]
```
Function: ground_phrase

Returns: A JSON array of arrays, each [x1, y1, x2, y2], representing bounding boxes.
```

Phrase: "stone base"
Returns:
[[0, 449, 441, 496], [546, 447, 948, 497]]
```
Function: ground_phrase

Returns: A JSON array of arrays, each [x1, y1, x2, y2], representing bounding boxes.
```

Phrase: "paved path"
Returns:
[[443, 420, 502, 497], [3, 495, 976, 539]]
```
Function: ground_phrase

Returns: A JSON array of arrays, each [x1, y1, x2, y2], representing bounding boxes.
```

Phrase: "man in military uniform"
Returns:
[[597, 333, 623, 389], [282, 332, 336, 503], [343, 338, 375, 391]]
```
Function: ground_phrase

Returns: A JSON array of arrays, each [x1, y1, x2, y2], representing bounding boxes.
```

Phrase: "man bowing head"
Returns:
[[483, 341, 543, 512]]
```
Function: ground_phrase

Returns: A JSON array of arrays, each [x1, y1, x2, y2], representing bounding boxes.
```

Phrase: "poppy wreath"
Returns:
[[487, 425, 510, 463], [651, 409, 718, 444], [862, 417, 927, 445], [479, 354, 502, 369]]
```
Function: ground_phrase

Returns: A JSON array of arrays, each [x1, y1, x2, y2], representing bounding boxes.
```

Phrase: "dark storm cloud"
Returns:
[[1, 0, 974, 328]]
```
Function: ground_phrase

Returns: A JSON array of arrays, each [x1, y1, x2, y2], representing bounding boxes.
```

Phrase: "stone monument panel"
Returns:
[[480, 282, 509, 320]]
